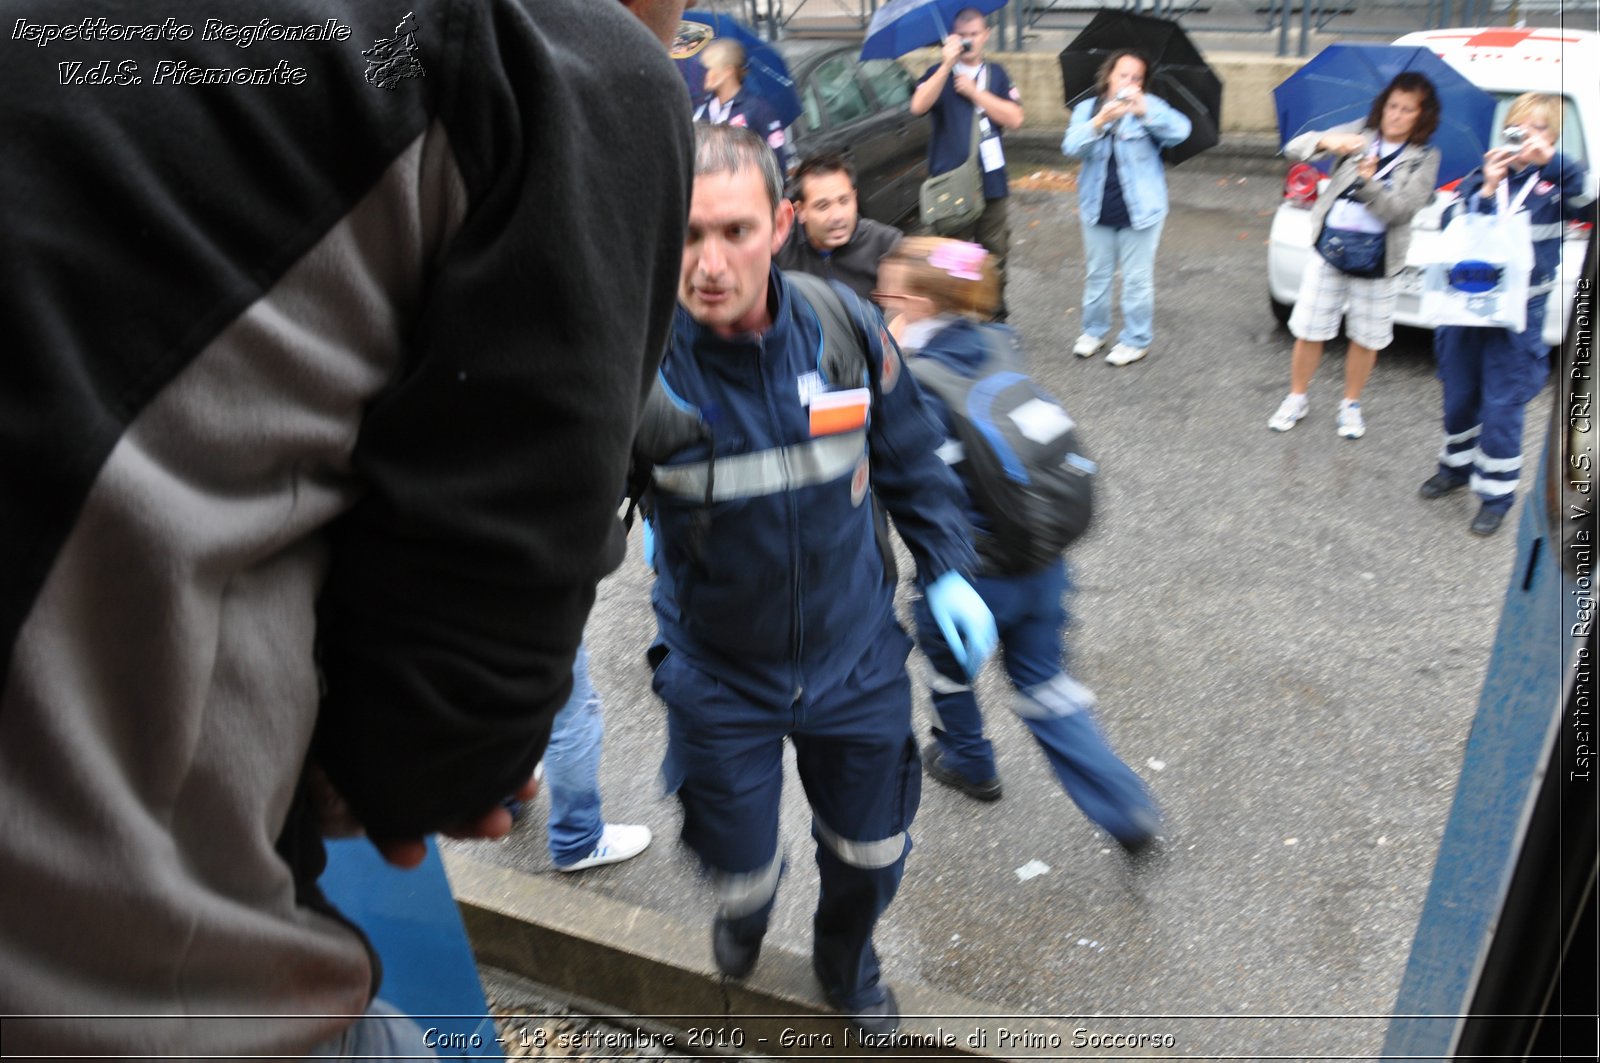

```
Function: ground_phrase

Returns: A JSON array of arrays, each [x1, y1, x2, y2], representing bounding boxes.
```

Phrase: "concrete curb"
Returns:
[[445, 852, 1169, 1060]]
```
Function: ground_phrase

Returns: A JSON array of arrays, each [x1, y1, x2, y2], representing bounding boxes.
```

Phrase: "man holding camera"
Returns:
[[910, 7, 1024, 319]]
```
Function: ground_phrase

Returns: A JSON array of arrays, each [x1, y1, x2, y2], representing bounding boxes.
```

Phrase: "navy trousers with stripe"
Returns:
[[653, 619, 920, 1011], [1434, 301, 1550, 512], [913, 558, 1160, 846]]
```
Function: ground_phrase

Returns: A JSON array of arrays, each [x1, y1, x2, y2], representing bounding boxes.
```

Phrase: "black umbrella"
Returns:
[[1057, 9, 1222, 166]]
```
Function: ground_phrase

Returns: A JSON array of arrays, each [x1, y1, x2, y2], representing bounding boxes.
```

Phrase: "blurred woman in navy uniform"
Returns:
[[693, 39, 794, 173], [1420, 93, 1592, 536]]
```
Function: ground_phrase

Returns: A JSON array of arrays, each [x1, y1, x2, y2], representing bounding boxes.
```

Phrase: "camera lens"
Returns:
[[1503, 126, 1526, 144], [960, 39, 973, 52]]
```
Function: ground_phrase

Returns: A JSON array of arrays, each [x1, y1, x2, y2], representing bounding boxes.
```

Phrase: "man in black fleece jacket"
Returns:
[[0, 0, 691, 1054], [778, 152, 905, 302]]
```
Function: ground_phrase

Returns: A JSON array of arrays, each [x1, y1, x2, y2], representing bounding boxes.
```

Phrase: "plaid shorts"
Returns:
[[1288, 249, 1396, 350]]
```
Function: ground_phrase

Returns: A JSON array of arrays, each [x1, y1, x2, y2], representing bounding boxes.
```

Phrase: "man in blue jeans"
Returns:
[[540, 642, 652, 871]]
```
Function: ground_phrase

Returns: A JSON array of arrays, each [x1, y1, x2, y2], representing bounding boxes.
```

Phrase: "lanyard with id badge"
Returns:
[[964, 64, 1005, 175]]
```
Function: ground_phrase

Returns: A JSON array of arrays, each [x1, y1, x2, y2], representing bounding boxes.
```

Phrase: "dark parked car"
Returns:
[[773, 39, 930, 226]]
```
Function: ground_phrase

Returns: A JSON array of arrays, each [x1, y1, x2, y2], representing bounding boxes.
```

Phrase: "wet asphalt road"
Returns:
[[450, 156, 1545, 1059]]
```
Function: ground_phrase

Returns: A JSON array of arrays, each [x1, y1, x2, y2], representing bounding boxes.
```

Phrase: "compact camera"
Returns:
[[960, 38, 974, 53], [1115, 88, 1134, 102], [1502, 125, 1527, 145]]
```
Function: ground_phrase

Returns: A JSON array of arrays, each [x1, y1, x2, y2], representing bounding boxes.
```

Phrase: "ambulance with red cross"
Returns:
[[1268, 25, 1598, 345]]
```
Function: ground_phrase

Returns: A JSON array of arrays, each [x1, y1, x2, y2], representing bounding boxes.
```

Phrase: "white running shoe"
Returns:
[[1105, 342, 1149, 366], [1336, 399, 1366, 439], [1072, 333, 1107, 358], [1268, 393, 1308, 432], [556, 823, 652, 872]]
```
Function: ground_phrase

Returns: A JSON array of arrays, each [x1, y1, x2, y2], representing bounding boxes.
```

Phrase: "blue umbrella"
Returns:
[[860, 0, 1008, 62], [672, 10, 800, 128], [1273, 44, 1496, 184]]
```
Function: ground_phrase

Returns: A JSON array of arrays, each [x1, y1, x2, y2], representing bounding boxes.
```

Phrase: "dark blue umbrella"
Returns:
[[672, 10, 800, 128], [860, 0, 1008, 61], [1273, 44, 1496, 184]]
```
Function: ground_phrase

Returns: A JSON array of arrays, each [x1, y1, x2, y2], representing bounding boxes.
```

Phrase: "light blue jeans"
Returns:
[[546, 642, 605, 866], [1080, 218, 1165, 349]]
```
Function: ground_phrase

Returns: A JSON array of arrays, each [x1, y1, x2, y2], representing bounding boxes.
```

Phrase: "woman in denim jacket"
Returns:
[[1266, 73, 1441, 440], [1061, 50, 1192, 367]]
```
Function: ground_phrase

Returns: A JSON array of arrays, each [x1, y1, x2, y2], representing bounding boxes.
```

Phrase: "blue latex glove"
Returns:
[[925, 571, 997, 678], [641, 518, 657, 571]]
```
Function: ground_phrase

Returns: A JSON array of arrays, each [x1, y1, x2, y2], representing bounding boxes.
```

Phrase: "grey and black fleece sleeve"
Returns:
[[314, 0, 692, 841]]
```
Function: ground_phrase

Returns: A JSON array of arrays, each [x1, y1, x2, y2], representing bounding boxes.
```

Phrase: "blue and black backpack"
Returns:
[[908, 327, 1096, 575]]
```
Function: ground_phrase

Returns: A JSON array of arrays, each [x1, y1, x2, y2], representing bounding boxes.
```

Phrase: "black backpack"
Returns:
[[906, 327, 1096, 575]]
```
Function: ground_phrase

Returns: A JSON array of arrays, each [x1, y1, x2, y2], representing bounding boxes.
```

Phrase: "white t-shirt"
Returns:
[[1325, 139, 1404, 233]]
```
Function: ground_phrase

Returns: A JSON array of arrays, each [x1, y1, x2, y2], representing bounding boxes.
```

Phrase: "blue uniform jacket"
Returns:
[[696, 87, 794, 172], [650, 269, 976, 705], [1448, 151, 1590, 291]]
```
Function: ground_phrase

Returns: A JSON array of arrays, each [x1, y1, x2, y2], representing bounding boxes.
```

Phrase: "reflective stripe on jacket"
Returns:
[[650, 269, 974, 705]]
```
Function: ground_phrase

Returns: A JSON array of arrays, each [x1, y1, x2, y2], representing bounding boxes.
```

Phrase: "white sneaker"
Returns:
[[1336, 399, 1366, 439], [1105, 342, 1149, 366], [1073, 332, 1107, 358], [556, 823, 652, 872], [1268, 393, 1308, 432]]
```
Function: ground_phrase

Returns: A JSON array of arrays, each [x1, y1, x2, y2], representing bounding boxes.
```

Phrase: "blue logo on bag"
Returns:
[[1448, 261, 1502, 293]]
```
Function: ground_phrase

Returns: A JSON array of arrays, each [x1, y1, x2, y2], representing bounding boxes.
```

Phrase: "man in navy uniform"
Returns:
[[640, 123, 996, 1041]]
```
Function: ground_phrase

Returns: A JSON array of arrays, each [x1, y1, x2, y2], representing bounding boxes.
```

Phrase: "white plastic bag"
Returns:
[[1420, 177, 1536, 333]]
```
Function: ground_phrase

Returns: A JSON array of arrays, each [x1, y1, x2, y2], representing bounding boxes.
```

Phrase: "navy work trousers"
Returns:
[[913, 557, 1160, 846], [1434, 301, 1551, 513], [653, 619, 921, 1011]]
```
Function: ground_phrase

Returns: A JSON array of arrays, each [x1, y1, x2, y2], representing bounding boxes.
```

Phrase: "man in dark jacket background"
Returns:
[[777, 152, 904, 302]]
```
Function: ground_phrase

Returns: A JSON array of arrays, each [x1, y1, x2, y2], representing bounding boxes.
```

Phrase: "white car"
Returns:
[[1267, 26, 1598, 346]]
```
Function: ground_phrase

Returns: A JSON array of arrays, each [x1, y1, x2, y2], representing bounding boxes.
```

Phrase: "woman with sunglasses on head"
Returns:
[[875, 237, 1164, 858], [1267, 73, 1442, 440]]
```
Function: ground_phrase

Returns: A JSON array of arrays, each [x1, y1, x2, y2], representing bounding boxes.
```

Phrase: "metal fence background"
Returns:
[[711, 0, 1598, 55]]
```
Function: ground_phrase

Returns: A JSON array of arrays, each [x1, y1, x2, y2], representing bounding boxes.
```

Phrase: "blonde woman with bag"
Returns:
[[1418, 93, 1591, 536]]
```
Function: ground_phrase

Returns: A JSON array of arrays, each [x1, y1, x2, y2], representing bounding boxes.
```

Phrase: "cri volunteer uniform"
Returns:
[[900, 315, 1162, 849], [646, 269, 974, 1012], [695, 88, 794, 173], [1434, 153, 1591, 510]]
